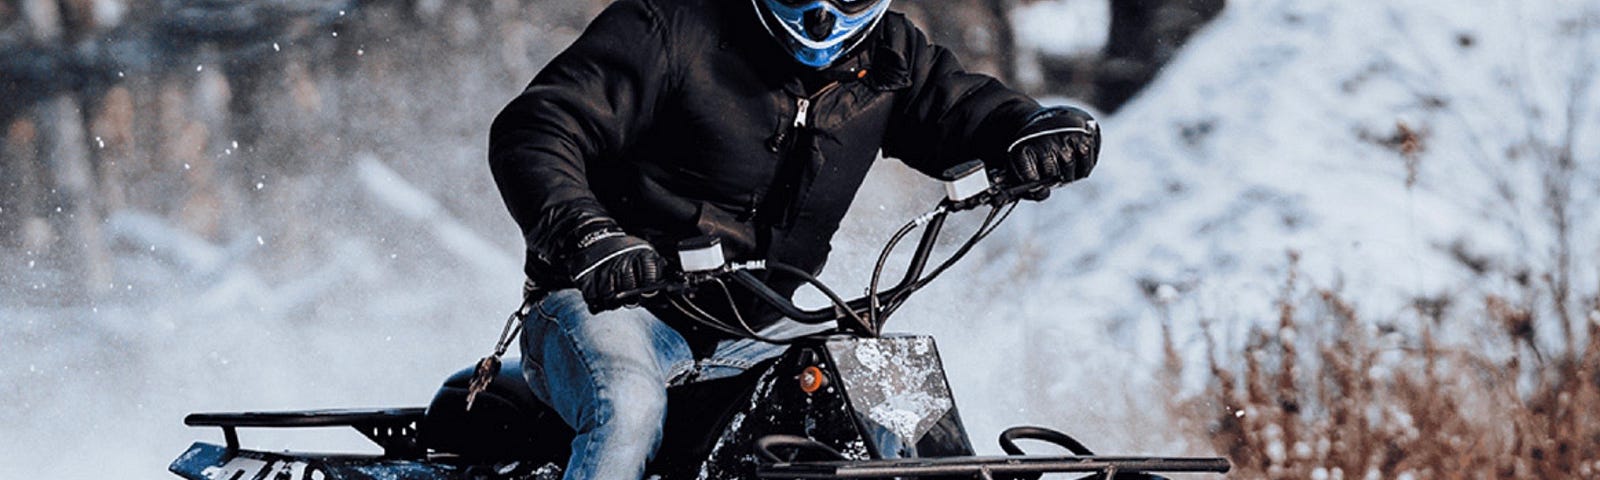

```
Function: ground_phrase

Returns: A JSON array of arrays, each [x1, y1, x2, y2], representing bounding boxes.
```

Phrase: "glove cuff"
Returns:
[[556, 213, 664, 279], [569, 217, 626, 252]]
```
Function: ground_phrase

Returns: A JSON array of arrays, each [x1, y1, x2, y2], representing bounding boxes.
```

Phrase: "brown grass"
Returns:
[[1170, 255, 1600, 479]]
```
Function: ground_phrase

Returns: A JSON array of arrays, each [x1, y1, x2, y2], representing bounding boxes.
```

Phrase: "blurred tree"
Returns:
[[0, 0, 1224, 302], [897, 0, 1018, 84], [1096, 0, 1224, 112]]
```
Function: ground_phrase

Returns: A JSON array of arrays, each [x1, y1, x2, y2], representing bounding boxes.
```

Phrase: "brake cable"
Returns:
[[661, 182, 1024, 341], [713, 278, 837, 343], [867, 206, 945, 330], [877, 202, 1017, 324], [668, 293, 759, 339], [667, 287, 837, 345], [864, 202, 1009, 325], [759, 261, 874, 335], [912, 202, 1017, 290]]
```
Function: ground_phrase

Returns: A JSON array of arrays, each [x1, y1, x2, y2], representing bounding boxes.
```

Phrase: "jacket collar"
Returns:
[[738, 8, 912, 96], [787, 25, 912, 95]]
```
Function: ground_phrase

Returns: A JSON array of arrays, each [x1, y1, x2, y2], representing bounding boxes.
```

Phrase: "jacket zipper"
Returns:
[[768, 82, 843, 228], [759, 82, 845, 227], [794, 98, 811, 128], [791, 81, 840, 129]]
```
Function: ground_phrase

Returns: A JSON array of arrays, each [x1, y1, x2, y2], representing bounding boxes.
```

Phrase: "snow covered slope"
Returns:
[[942, 0, 1598, 454]]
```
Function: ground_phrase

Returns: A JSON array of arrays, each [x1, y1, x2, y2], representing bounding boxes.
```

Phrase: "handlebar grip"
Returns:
[[943, 178, 1052, 212], [586, 282, 684, 313], [1000, 177, 1062, 197]]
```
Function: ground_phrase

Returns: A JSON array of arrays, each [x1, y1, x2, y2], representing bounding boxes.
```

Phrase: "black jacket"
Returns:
[[489, 0, 1041, 330]]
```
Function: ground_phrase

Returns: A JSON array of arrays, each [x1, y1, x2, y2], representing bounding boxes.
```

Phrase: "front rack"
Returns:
[[759, 455, 1232, 479], [755, 426, 1230, 479]]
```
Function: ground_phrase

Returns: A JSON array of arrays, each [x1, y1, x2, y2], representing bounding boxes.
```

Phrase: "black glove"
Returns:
[[1004, 106, 1100, 200], [558, 217, 669, 312]]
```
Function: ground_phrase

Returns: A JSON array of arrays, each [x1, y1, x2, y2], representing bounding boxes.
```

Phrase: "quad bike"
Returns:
[[170, 162, 1231, 479]]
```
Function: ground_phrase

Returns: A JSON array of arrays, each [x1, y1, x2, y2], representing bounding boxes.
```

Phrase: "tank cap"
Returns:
[[942, 160, 989, 202], [676, 236, 725, 273]]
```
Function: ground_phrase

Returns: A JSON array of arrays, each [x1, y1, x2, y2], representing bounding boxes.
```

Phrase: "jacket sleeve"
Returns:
[[489, 0, 671, 266], [880, 19, 1041, 178]]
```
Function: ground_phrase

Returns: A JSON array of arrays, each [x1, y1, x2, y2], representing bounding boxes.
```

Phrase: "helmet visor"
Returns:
[[755, 0, 891, 68], [763, 0, 889, 50], [772, 0, 883, 16]]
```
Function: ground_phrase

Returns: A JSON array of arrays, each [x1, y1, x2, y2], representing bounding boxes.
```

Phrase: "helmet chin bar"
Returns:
[[752, 0, 892, 69], [803, 9, 836, 42]]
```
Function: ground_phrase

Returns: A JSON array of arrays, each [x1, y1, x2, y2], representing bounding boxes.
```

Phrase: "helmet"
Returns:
[[750, 0, 893, 69]]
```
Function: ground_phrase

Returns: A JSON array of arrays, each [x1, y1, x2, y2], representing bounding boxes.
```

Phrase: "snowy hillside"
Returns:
[[948, 0, 1599, 454]]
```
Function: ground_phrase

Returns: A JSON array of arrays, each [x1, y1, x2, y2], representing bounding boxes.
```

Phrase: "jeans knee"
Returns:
[[601, 383, 668, 442]]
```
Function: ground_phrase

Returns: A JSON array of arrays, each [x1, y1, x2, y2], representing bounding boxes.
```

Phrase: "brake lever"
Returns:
[[938, 163, 1056, 213], [587, 280, 691, 314], [943, 181, 1044, 212]]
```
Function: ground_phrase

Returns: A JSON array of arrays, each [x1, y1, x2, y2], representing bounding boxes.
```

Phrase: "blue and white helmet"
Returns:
[[751, 0, 893, 69]]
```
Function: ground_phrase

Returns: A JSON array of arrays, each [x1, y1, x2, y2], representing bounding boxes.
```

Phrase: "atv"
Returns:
[[170, 162, 1231, 480]]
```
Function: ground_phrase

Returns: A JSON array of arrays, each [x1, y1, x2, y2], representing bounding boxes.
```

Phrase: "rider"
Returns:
[[488, 0, 1099, 477]]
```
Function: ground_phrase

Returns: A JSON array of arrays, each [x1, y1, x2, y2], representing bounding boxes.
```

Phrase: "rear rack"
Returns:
[[184, 407, 427, 459], [758, 455, 1232, 479]]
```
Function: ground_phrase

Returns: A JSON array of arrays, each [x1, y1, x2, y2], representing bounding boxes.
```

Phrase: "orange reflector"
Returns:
[[856, 69, 868, 79], [799, 366, 827, 394]]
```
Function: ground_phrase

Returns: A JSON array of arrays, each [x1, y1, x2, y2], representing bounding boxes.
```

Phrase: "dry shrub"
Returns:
[[1170, 256, 1600, 479]]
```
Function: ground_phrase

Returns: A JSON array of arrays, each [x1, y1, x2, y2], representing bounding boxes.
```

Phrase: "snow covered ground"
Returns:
[[3, 0, 1598, 478], [953, 0, 1600, 456]]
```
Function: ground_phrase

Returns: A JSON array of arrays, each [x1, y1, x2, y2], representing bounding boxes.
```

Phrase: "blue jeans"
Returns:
[[519, 289, 798, 480]]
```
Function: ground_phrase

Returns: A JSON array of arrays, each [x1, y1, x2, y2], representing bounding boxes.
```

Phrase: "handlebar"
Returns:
[[593, 164, 1056, 341]]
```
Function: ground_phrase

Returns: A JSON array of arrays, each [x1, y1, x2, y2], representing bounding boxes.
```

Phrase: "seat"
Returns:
[[418, 354, 784, 469], [418, 356, 573, 462]]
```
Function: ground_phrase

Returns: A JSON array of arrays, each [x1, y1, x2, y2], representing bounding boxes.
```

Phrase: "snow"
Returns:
[[0, 158, 523, 478], [354, 155, 521, 279], [1012, 0, 1110, 57], [962, 0, 1600, 455]]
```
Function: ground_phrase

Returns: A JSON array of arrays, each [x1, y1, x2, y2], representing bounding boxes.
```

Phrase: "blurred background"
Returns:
[[2, 0, 1597, 478]]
